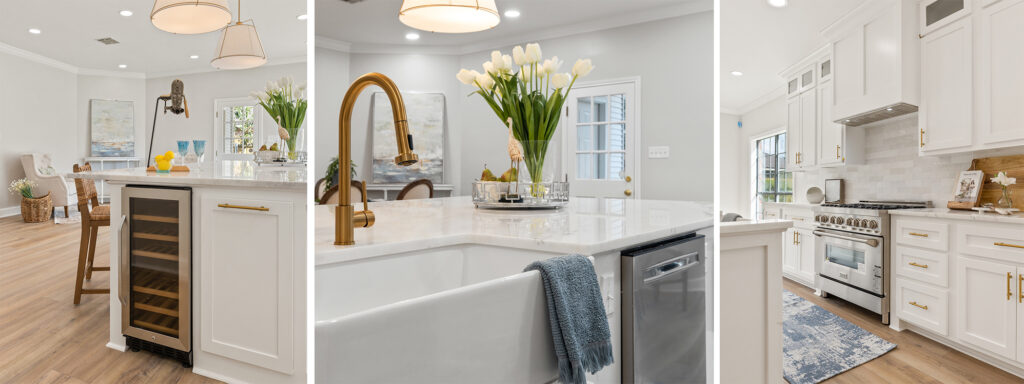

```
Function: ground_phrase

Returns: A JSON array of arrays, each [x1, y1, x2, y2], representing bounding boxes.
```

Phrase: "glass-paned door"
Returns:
[[213, 98, 263, 161], [565, 81, 637, 200], [754, 132, 793, 217]]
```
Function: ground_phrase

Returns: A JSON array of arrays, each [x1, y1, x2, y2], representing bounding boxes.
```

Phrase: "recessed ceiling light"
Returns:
[[28, 28, 41, 34], [119, 10, 133, 17], [405, 32, 420, 40], [190, 55, 199, 59], [731, 71, 743, 76], [504, 9, 520, 18], [886, 107, 893, 111], [297, 14, 308, 21], [118, 64, 127, 69], [767, 0, 788, 7]]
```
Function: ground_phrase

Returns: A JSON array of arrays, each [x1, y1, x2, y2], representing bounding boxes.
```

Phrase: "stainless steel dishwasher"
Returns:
[[621, 233, 706, 384]]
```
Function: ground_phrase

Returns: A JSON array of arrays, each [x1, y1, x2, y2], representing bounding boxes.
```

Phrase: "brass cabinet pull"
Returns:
[[1019, 274, 1023, 304], [796, 231, 801, 245], [836, 144, 840, 159], [920, 128, 925, 147], [909, 262, 929, 269], [217, 203, 270, 212], [909, 232, 929, 238], [624, 189, 633, 197], [909, 301, 929, 310], [792, 217, 805, 221], [995, 242, 1024, 249], [1008, 272, 1014, 301], [793, 231, 798, 245]]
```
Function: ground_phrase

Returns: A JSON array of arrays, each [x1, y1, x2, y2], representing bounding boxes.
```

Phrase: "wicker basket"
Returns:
[[20, 193, 52, 223]]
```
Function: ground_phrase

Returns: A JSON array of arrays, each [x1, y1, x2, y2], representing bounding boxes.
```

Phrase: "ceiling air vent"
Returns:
[[96, 37, 120, 45]]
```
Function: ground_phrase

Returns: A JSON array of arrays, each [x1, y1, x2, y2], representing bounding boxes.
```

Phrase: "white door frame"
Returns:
[[213, 97, 263, 161], [560, 76, 643, 199], [749, 128, 787, 219]]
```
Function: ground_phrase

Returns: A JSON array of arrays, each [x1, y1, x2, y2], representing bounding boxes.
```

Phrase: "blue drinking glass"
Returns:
[[177, 140, 190, 156], [193, 140, 207, 162]]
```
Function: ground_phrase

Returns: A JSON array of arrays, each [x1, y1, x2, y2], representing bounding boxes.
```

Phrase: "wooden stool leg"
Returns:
[[86, 224, 99, 280], [64, 206, 69, 218], [74, 223, 90, 305]]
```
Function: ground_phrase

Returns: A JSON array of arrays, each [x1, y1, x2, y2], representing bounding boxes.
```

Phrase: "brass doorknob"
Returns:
[[624, 189, 632, 196], [625, 176, 632, 182]]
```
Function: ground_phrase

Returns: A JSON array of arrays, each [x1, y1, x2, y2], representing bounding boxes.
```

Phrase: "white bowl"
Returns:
[[806, 187, 825, 204]]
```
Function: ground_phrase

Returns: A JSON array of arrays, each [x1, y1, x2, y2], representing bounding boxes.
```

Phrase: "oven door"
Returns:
[[814, 228, 884, 295]]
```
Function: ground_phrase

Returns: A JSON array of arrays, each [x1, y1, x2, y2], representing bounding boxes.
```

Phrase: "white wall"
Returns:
[[721, 95, 787, 216], [314, 48, 350, 180], [316, 12, 714, 201], [719, 113, 740, 215], [145, 63, 306, 167], [0, 50, 78, 211]]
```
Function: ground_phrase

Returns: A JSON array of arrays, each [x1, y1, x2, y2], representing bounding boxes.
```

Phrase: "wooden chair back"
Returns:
[[397, 179, 434, 200], [72, 164, 100, 215], [320, 180, 365, 205]]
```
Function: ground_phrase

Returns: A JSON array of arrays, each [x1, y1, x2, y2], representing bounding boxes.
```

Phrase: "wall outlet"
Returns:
[[648, 146, 670, 159]]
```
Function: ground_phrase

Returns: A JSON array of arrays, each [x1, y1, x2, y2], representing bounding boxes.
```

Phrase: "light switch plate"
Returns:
[[648, 146, 670, 158]]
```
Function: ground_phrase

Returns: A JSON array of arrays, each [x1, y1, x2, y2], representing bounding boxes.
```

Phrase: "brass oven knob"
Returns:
[[869, 220, 878, 229], [846, 218, 854, 226]]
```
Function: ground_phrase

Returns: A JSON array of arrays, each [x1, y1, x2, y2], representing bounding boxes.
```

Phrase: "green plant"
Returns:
[[8, 178, 35, 199], [253, 77, 307, 158], [324, 157, 357, 188], [457, 43, 594, 184]]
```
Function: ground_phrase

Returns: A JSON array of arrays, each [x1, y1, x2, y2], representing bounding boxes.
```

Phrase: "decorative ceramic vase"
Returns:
[[998, 186, 1014, 208], [21, 193, 52, 223]]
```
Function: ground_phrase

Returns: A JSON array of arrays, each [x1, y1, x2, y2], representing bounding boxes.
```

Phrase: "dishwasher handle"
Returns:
[[643, 252, 700, 285]]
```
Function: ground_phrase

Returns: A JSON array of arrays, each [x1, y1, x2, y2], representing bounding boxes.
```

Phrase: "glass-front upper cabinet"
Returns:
[[920, 0, 972, 36], [787, 66, 817, 98]]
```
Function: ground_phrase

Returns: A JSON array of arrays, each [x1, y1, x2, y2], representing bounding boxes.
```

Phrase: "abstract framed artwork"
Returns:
[[370, 92, 445, 184], [90, 99, 135, 157]]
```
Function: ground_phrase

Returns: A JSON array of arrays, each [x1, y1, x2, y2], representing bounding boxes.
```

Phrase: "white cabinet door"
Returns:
[[783, 228, 801, 276], [832, 27, 865, 121], [920, 0, 972, 37], [786, 97, 802, 169], [920, 17, 973, 153], [817, 81, 843, 166], [200, 196, 296, 374], [957, 256, 1016, 360], [797, 228, 816, 283], [799, 91, 817, 169], [977, 0, 1024, 145]]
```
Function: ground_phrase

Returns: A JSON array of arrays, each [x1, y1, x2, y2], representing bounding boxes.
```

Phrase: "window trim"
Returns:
[[749, 128, 791, 218]]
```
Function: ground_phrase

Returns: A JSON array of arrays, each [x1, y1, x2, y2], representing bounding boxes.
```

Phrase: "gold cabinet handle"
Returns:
[[909, 232, 929, 238], [624, 189, 632, 196], [909, 301, 928, 310], [625, 175, 632, 182], [920, 128, 925, 147], [217, 203, 270, 212], [1019, 274, 1023, 304], [908, 262, 929, 269], [796, 231, 801, 245], [1009, 272, 1014, 301], [995, 242, 1024, 249], [836, 144, 840, 159]]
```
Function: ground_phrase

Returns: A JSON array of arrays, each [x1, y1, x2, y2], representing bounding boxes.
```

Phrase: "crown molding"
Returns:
[[720, 108, 740, 116], [315, 1, 712, 56], [78, 68, 147, 79], [0, 41, 78, 73], [736, 85, 786, 116], [144, 56, 308, 79]]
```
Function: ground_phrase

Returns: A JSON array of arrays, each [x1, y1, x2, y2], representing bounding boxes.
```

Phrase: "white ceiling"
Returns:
[[720, 0, 865, 113], [0, 0, 306, 77], [316, 0, 709, 51]]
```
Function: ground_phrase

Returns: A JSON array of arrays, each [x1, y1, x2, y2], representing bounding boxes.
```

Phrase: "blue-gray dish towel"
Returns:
[[524, 255, 614, 384]]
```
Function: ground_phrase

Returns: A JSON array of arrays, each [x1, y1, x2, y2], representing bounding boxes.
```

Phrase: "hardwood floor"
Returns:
[[0, 216, 219, 383], [785, 278, 1024, 384]]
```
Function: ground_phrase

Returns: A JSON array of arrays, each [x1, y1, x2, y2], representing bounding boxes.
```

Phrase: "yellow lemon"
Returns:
[[164, 151, 175, 159], [155, 155, 165, 161]]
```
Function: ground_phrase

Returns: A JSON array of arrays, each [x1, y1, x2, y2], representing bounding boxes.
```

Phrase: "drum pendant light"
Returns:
[[399, 0, 501, 33], [151, 0, 232, 34], [211, 0, 267, 70]]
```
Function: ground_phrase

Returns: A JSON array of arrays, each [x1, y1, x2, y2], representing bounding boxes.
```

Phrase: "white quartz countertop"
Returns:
[[67, 161, 305, 190], [315, 196, 714, 266], [889, 207, 1024, 224], [720, 219, 793, 234]]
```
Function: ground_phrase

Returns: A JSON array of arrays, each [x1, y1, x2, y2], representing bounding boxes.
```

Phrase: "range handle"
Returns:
[[643, 252, 700, 285], [813, 229, 880, 248]]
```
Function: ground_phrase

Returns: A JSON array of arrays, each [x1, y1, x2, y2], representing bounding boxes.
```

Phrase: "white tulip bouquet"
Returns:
[[252, 77, 307, 159], [457, 43, 594, 185]]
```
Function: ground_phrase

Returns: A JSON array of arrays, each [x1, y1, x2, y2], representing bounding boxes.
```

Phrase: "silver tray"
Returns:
[[474, 200, 569, 210], [471, 181, 569, 210]]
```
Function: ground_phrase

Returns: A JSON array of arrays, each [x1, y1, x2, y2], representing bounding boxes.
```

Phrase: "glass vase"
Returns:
[[285, 127, 302, 160], [998, 186, 1014, 208]]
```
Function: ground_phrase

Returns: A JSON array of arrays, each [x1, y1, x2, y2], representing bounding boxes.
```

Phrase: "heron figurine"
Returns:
[[503, 117, 524, 202]]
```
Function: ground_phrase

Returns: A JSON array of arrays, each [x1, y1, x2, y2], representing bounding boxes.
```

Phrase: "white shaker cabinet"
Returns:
[[786, 91, 817, 170], [779, 205, 816, 287], [920, 16, 973, 153], [977, 0, 1024, 146], [956, 256, 1017, 360], [199, 191, 303, 378]]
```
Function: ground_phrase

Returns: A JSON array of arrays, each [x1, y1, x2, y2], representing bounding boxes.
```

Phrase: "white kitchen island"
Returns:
[[71, 161, 307, 384], [314, 196, 713, 384]]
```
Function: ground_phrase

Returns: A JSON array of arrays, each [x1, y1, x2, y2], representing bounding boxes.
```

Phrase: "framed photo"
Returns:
[[952, 170, 984, 204]]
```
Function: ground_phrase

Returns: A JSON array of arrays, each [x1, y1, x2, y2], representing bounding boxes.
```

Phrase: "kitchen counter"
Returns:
[[720, 219, 794, 234], [67, 160, 305, 190], [889, 207, 1024, 224], [315, 196, 714, 265]]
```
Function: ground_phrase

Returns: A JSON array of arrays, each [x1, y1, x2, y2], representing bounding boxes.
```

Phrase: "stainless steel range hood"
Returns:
[[835, 102, 918, 127]]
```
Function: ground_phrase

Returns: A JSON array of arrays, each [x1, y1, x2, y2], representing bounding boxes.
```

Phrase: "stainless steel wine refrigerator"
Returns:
[[120, 186, 192, 366]]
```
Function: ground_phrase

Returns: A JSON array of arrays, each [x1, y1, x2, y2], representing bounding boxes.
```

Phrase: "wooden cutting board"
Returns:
[[968, 154, 1023, 210]]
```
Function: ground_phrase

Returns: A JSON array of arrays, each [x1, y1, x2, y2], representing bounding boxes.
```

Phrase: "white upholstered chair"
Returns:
[[397, 179, 434, 200], [21, 154, 77, 217]]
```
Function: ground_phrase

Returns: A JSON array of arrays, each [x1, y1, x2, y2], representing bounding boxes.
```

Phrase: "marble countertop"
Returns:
[[889, 207, 1024, 224], [315, 196, 714, 266], [720, 219, 793, 234], [67, 161, 305, 190]]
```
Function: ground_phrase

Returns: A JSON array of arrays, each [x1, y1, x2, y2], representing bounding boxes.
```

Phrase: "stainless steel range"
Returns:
[[812, 200, 930, 324]]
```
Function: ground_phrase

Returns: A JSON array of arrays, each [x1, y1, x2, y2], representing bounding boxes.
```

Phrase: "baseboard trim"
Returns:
[[902, 323, 1024, 380], [0, 206, 19, 218], [106, 341, 127, 352], [191, 367, 252, 384]]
